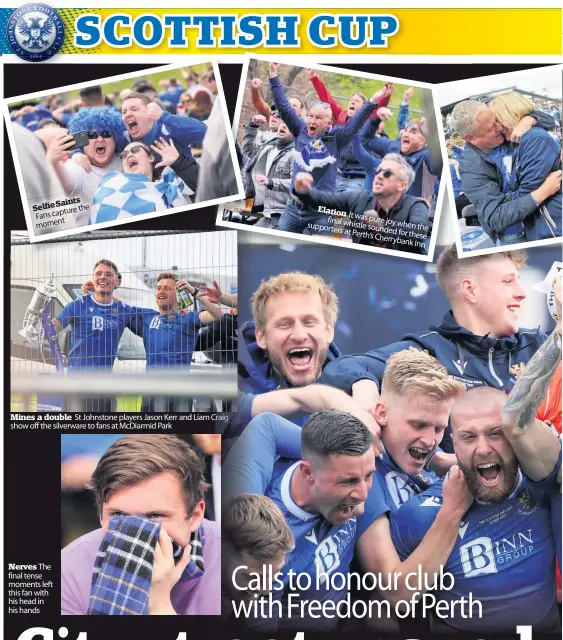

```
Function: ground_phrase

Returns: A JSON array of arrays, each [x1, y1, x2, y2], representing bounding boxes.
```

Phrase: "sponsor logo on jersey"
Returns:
[[460, 529, 534, 577], [6, 4, 65, 62], [149, 316, 162, 329], [386, 471, 416, 508], [315, 519, 356, 584]]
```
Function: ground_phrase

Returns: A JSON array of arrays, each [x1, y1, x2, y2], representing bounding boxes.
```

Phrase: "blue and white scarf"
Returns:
[[292, 136, 336, 172], [90, 167, 193, 224]]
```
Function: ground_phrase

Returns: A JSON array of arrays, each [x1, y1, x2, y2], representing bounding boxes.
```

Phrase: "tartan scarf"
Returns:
[[87, 515, 204, 615]]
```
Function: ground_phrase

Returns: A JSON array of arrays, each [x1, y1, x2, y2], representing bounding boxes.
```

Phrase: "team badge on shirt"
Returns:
[[516, 489, 538, 515], [509, 362, 526, 380]]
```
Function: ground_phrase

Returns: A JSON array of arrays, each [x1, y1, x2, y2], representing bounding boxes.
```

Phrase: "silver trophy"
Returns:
[[20, 275, 56, 343]]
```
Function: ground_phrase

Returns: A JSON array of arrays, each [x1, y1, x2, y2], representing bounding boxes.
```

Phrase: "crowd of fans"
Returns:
[[8, 68, 224, 232], [443, 91, 562, 249], [225, 63, 441, 255], [220, 245, 562, 635]]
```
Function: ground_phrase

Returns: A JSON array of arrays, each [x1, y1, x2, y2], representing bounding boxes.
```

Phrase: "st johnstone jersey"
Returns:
[[265, 459, 358, 630], [56, 295, 140, 371], [357, 449, 438, 537], [390, 459, 562, 633], [141, 310, 201, 369]]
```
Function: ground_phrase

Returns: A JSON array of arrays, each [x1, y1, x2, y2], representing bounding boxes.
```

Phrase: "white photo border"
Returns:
[[215, 52, 449, 263], [437, 63, 563, 259], [2, 60, 245, 243]]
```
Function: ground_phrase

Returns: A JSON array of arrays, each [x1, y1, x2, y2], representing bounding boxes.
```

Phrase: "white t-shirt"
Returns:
[[65, 155, 122, 226]]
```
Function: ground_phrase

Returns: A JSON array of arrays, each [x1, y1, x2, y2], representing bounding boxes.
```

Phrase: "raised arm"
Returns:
[[250, 78, 271, 122], [241, 115, 266, 160], [155, 106, 207, 145], [222, 413, 302, 501], [269, 63, 304, 137], [501, 281, 562, 480], [251, 384, 381, 447], [308, 68, 343, 123], [199, 280, 238, 308]]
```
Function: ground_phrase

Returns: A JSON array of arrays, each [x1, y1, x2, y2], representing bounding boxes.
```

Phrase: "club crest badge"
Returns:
[[6, 4, 65, 62], [509, 362, 526, 380]]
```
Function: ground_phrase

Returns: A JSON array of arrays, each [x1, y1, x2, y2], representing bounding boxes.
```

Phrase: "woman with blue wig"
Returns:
[[46, 107, 127, 227]]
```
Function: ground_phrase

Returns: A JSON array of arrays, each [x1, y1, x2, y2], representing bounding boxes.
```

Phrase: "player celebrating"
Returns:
[[321, 244, 546, 455], [53, 259, 142, 411], [391, 386, 561, 634], [132, 272, 223, 412]]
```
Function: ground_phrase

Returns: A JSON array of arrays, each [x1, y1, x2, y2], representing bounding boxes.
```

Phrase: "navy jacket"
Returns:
[[458, 111, 557, 243], [270, 75, 377, 193], [295, 187, 429, 254], [509, 126, 562, 240], [320, 311, 546, 395], [234, 320, 341, 429], [362, 122, 441, 197]]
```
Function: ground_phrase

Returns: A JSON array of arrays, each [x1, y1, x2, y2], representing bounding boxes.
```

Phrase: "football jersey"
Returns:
[[358, 446, 439, 536], [390, 457, 562, 633], [222, 413, 368, 631], [56, 295, 140, 372], [265, 459, 358, 631], [139, 310, 201, 370]]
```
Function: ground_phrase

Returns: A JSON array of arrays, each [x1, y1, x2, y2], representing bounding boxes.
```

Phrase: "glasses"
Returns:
[[405, 124, 422, 134], [119, 145, 148, 161], [375, 168, 397, 179], [87, 130, 112, 139]]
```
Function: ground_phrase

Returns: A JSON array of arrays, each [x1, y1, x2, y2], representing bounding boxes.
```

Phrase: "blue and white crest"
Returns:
[[6, 4, 65, 62]]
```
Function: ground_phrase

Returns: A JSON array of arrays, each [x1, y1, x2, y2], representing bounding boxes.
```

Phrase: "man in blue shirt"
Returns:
[[391, 386, 561, 634], [54, 259, 142, 411], [268, 62, 393, 236], [135, 272, 223, 412], [121, 92, 207, 164], [225, 409, 376, 632]]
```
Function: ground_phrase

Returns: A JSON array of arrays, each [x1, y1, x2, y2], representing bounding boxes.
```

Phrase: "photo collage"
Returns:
[[4, 48, 562, 640]]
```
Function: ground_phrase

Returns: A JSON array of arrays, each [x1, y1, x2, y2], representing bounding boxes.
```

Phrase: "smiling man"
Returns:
[[53, 259, 142, 411], [452, 99, 560, 246], [45, 107, 126, 226], [391, 386, 561, 634], [236, 272, 340, 429], [61, 434, 221, 615], [293, 152, 430, 254], [121, 91, 207, 164], [321, 244, 547, 455]]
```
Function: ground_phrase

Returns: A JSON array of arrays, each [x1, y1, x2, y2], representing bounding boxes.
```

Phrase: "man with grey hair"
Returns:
[[451, 99, 560, 245], [293, 153, 430, 254], [268, 62, 395, 236]]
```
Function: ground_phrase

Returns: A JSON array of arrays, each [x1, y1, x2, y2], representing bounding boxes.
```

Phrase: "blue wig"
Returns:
[[68, 107, 127, 152]]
